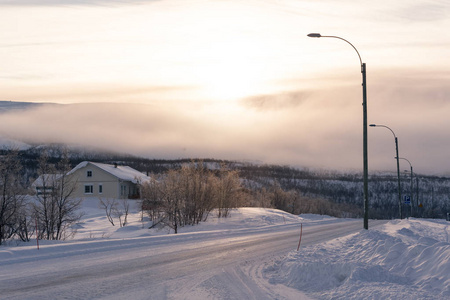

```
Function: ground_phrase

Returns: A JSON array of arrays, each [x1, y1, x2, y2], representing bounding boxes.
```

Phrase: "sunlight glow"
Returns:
[[192, 45, 268, 101]]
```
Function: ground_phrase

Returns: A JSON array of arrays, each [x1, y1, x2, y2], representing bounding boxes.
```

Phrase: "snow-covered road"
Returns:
[[0, 219, 386, 299]]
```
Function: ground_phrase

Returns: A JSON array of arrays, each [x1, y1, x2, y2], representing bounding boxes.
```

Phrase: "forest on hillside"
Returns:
[[3, 144, 449, 221]]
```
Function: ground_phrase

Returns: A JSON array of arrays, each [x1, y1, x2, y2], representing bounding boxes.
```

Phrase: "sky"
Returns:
[[1, 0, 450, 174]]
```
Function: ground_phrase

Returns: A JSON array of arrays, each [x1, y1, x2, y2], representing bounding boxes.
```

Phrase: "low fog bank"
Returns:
[[1, 77, 449, 175]]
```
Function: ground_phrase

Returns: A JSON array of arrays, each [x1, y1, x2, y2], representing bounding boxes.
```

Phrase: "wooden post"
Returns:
[[297, 223, 303, 251], [35, 217, 39, 250]]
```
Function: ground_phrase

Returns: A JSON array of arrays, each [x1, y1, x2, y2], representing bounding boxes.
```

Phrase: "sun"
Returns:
[[201, 61, 263, 101], [192, 42, 268, 101]]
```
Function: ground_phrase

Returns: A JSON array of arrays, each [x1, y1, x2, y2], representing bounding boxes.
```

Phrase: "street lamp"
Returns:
[[370, 124, 402, 219], [398, 157, 414, 217], [307, 33, 369, 230]]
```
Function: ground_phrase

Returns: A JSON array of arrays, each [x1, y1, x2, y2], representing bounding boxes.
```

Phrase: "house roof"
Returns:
[[69, 161, 150, 184], [32, 173, 64, 187]]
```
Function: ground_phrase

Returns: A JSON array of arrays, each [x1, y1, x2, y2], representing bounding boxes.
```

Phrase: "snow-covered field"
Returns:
[[1, 198, 449, 299]]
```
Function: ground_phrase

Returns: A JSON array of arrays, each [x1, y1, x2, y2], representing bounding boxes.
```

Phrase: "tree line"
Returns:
[[0, 148, 82, 245]]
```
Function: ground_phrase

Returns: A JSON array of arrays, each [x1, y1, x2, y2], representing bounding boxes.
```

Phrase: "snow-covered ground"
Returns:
[[1, 198, 449, 299], [265, 218, 450, 299]]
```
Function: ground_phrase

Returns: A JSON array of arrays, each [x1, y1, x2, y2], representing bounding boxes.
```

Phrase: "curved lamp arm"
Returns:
[[307, 33, 363, 67]]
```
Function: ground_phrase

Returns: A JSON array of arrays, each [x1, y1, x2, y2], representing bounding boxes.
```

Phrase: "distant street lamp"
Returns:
[[307, 33, 369, 230], [398, 157, 414, 217], [370, 124, 402, 219]]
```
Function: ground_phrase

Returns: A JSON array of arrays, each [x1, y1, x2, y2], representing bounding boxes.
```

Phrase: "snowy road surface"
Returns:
[[0, 219, 386, 299]]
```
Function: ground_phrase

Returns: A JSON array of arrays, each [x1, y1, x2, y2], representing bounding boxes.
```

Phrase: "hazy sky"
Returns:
[[1, 0, 449, 175]]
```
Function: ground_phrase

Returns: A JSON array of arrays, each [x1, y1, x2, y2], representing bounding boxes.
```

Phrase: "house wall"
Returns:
[[70, 163, 123, 199]]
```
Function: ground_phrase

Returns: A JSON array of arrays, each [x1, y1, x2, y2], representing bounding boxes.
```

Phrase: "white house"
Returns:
[[33, 161, 150, 199], [68, 161, 150, 199], [31, 173, 63, 196]]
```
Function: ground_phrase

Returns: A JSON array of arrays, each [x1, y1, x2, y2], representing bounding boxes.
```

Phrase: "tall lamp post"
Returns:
[[398, 157, 413, 217], [307, 33, 369, 229], [370, 124, 402, 219]]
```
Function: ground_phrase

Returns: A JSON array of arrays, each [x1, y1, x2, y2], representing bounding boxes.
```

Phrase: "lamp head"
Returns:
[[369, 124, 377, 127], [307, 33, 322, 38]]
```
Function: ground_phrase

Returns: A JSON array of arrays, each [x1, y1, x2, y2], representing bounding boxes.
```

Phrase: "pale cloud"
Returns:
[[394, 1, 450, 22], [0, 0, 155, 6], [0, 82, 198, 103], [240, 91, 311, 111]]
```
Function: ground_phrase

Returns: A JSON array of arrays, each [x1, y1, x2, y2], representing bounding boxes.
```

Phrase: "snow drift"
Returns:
[[264, 218, 450, 299]]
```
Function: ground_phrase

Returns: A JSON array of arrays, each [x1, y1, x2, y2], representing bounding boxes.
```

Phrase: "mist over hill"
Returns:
[[1, 101, 448, 220], [1, 100, 449, 176]]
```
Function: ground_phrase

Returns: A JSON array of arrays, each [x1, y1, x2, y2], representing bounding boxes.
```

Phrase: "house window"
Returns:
[[87, 170, 92, 177], [84, 185, 93, 194], [36, 186, 54, 196], [121, 185, 127, 196], [99, 184, 103, 194]]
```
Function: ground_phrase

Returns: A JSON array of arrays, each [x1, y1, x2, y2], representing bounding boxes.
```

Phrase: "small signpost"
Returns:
[[404, 195, 411, 205]]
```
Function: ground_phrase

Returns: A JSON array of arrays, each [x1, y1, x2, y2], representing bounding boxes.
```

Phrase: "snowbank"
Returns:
[[75, 198, 341, 240], [264, 218, 450, 299]]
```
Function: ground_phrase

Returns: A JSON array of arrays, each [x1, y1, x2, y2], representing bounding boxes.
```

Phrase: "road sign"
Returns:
[[404, 195, 411, 204]]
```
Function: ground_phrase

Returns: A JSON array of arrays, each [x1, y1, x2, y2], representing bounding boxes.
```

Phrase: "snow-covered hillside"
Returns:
[[1, 199, 448, 299], [0, 136, 31, 150], [0, 100, 44, 113]]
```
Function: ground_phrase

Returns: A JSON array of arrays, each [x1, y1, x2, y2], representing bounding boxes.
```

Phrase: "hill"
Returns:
[[1, 144, 448, 220]]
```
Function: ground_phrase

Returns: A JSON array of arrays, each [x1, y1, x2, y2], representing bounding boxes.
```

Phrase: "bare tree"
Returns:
[[141, 170, 186, 233], [178, 162, 215, 225], [214, 166, 242, 218], [34, 147, 83, 240], [53, 149, 83, 240], [0, 149, 26, 245], [99, 198, 130, 228], [14, 203, 33, 243], [99, 198, 117, 226], [141, 176, 164, 224], [117, 199, 130, 227], [250, 187, 272, 208], [34, 150, 56, 239], [160, 169, 184, 233]]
